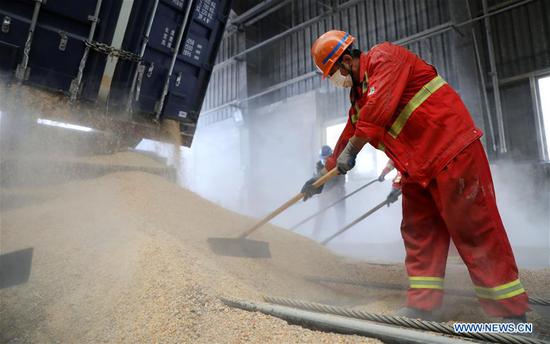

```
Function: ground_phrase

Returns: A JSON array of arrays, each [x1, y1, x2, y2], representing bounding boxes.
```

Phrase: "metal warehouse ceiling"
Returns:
[[231, 0, 284, 15], [230, 0, 291, 27]]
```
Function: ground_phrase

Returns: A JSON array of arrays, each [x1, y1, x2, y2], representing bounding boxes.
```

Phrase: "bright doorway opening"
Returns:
[[537, 75, 550, 161]]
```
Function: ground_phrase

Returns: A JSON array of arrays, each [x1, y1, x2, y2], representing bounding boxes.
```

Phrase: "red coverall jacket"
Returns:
[[325, 42, 482, 185]]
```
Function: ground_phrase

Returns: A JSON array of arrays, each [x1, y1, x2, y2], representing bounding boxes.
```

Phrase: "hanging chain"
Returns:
[[84, 40, 141, 63]]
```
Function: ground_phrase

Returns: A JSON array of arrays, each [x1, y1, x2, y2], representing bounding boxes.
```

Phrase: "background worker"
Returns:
[[308, 145, 346, 240], [302, 30, 528, 322], [379, 159, 402, 206]]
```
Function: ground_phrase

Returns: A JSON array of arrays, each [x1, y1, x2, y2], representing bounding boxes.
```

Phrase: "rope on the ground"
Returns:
[[530, 297, 550, 307], [263, 296, 548, 344], [222, 297, 475, 344]]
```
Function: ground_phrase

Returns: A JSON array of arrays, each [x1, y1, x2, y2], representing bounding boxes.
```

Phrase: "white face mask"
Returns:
[[329, 69, 353, 88]]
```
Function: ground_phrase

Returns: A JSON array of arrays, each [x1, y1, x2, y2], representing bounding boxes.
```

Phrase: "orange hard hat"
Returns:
[[311, 30, 355, 79]]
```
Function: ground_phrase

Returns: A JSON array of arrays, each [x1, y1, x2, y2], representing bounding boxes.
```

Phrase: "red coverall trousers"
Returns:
[[401, 139, 529, 317]]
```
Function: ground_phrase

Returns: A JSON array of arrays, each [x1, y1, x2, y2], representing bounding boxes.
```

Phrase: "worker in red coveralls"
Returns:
[[300, 30, 528, 322]]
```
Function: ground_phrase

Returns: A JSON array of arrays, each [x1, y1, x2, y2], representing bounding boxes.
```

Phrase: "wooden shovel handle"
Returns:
[[311, 167, 339, 188], [239, 167, 339, 238]]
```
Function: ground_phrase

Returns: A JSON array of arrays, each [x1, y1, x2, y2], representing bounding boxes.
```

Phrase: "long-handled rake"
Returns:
[[290, 178, 379, 231], [321, 191, 401, 246]]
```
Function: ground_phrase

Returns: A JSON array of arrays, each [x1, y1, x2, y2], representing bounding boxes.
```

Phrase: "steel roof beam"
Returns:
[[230, 0, 286, 26]]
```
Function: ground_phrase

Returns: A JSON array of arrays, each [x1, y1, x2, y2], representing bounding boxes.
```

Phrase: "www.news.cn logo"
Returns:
[[453, 322, 533, 334]]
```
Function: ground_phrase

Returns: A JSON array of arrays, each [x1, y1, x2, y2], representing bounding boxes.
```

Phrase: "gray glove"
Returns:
[[301, 175, 324, 201], [336, 141, 361, 175], [386, 188, 402, 206], [378, 174, 386, 182]]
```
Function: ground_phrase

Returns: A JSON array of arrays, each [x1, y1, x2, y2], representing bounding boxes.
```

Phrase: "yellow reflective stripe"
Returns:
[[478, 279, 521, 292], [475, 279, 525, 299], [409, 276, 444, 290], [388, 75, 447, 139], [378, 143, 386, 151], [476, 287, 526, 300], [475, 279, 525, 300], [478, 288, 525, 300]]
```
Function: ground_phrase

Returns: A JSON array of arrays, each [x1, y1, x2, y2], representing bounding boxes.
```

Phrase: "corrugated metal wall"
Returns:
[[483, 0, 550, 79], [470, 0, 550, 161], [200, 18, 246, 126], [202, 0, 550, 161]]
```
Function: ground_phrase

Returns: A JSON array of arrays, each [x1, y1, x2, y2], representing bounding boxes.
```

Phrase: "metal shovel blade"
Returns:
[[207, 237, 271, 258]]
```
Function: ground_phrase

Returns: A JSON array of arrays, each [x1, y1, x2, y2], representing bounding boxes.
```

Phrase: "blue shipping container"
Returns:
[[0, 0, 232, 146], [0, 0, 122, 100], [112, 0, 232, 146]]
